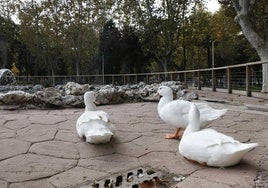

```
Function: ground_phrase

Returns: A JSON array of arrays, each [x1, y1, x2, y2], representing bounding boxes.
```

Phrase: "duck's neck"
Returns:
[[157, 96, 172, 112], [183, 122, 200, 136], [85, 103, 96, 111]]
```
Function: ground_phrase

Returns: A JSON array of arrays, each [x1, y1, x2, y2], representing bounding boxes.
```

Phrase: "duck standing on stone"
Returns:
[[76, 91, 115, 144], [179, 103, 258, 167], [155, 86, 227, 139]]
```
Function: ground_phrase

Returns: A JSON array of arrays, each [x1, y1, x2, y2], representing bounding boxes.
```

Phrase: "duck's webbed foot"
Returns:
[[184, 157, 207, 166], [165, 128, 182, 139]]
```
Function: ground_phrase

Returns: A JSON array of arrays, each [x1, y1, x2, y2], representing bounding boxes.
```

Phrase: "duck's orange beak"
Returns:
[[153, 92, 160, 99], [94, 100, 100, 105]]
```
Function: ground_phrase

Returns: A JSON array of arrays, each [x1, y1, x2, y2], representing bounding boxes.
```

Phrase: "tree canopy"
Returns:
[[0, 0, 263, 84], [218, 0, 268, 91]]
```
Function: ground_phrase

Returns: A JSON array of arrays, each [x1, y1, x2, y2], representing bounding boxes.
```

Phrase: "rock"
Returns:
[[0, 85, 43, 94], [63, 95, 84, 108], [32, 85, 44, 92], [130, 84, 138, 89], [96, 93, 109, 104], [34, 87, 63, 107], [97, 85, 126, 105], [64, 82, 91, 95], [0, 81, 189, 109], [0, 91, 33, 105], [0, 69, 16, 85], [177, 90, 199, 101], [139, 85, 156, 97]]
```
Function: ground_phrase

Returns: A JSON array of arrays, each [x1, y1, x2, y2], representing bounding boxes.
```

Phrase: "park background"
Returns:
[[0, 0, 267, 91]]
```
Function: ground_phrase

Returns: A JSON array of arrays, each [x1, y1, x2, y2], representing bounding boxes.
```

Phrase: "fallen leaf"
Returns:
[[139, 177, 165, 188]]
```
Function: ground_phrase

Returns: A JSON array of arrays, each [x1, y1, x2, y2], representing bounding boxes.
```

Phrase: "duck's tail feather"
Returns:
[[208, 108, 228, 121], [84, 121, 114, 144], [239, 142, 258, 152], [86, 132, 113, 144], [195, 102, 227, 121]]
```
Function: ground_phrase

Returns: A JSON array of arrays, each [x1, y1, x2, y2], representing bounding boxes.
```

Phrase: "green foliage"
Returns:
[[178, 2, 213, 70], [0, 15, 20, 69], [0, 0, 263, 79], [212, 3, 259, 66], [219, 0, 268, 41], [98, 20, 149, 74]]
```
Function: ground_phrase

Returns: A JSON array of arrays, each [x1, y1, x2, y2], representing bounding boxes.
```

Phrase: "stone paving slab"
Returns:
[[0, 91, 267, 187]]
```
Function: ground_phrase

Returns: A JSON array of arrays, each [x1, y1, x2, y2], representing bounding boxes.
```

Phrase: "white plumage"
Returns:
[[179, 103, 258, 167], [76, 91, 115, 144], [155, 86, 227, 139]]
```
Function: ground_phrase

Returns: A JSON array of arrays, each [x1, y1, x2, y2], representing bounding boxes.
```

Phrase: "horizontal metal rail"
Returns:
[[15, 60, 268, 97]]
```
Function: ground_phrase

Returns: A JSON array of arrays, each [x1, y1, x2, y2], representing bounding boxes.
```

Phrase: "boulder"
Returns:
[[96, 85, 126, 105], [0, 81, 191, 109], [0, 69, 16, 85], [0, 85, 43, 94], [0, 91, 33, 105], [63, 82, 91, 95], [34, 87, 64, 108], [63, 95, 84, 108], [177, 89, 199, 101]]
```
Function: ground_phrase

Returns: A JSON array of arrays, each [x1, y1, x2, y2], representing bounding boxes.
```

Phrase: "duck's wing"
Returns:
[[95, 110, 110, 123], [95, 110, 116, 133], [76, 111, 105, 127], [194, 102, 227, 123], [180, 128, 258, 167], [160, 100, 191, 126], [196, 129, 236, 147], [180, 129, 235, 158]]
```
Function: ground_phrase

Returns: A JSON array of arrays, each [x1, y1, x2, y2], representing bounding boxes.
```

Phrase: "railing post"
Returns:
[[135, 75, 138, 84], [112, 75, 114, 85], [197, 71, 201, 90], [212, 69, 216, 92], [246, 65, 251, 97], [184, 72, 187, 86], [170, 73, 173, 81], [227, 68, 232, 94]]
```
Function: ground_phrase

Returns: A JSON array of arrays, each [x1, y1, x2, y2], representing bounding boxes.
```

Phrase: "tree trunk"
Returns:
[[51, 68, 55, 86], [76, 60, 80, 76], [232, 0, 268, 92], [160, 59, 168, 81], [74, 48, 80, 83], [0, 41, 8, 69], [261, 58, 268, 93]]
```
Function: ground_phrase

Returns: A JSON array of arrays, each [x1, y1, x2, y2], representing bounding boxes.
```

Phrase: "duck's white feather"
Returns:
[[158, 99, 190, 127], [179, 104, 258, 167], [76, 91, 115, 144], [156, 86, 227, 129]]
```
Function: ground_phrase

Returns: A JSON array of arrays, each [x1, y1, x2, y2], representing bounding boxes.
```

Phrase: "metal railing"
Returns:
[[15, 60, 268, 97]]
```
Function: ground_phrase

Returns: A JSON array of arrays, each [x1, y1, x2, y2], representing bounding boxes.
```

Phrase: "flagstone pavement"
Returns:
[[0, 90, 267, 188]]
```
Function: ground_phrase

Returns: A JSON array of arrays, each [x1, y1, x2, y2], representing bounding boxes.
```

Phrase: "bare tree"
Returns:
[[229, 0, 268, 92]]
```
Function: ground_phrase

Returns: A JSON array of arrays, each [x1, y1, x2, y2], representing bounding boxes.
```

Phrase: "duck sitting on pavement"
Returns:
[[76, 91, 115, 144], [179, 103, 258, 167], [155, 86, 227, 139]]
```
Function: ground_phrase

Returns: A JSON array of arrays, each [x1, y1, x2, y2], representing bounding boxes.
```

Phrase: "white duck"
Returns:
[[76, 91, 115, 144], [155, 86, 227, 139], [179, 103, 258, 167]]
